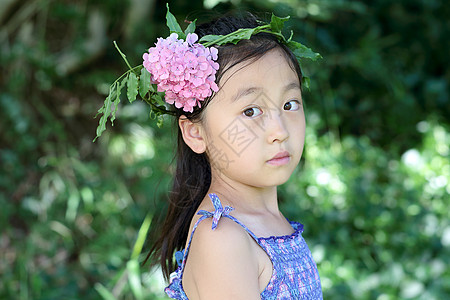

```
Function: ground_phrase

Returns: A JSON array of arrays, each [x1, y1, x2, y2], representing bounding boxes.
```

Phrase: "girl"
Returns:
[[96, 6, 323, 300], [150, 13, 322, 300]]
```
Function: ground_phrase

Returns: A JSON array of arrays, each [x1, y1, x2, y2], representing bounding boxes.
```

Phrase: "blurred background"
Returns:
[[1, 0, 449, 299]]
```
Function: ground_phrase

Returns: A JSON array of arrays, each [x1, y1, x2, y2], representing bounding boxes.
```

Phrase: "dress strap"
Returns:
[[200, 193, 260, 241], [197, 193, 235, 230], [178, 193, 260, 270]]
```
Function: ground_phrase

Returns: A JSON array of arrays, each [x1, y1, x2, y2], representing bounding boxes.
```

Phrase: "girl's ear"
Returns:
[[178, 115, 207, 154]]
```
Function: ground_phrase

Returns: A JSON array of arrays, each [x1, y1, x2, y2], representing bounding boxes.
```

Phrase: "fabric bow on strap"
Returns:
[[197, 193, 234, 230]]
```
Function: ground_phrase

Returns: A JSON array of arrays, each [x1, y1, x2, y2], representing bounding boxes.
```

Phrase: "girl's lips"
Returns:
[[267, 151, 290, 166]]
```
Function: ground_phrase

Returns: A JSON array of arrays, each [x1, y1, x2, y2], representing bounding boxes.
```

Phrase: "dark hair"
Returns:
[[145, 11, 303, 280]]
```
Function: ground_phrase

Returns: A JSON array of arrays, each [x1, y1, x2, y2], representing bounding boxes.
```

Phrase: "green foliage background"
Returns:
[[0, 0, 448, 299]]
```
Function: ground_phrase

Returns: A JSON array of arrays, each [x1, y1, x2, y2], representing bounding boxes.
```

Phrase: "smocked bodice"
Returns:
[[165, 193, 322, 299]]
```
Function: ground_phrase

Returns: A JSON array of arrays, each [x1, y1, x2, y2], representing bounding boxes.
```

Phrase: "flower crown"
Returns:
[[94, 4, 321, 141]]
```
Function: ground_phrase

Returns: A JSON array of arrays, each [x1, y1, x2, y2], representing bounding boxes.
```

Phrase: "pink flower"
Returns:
[[210, 47, 218, 60], [142, 33, 220, 112], [186, 33, 198, 45]]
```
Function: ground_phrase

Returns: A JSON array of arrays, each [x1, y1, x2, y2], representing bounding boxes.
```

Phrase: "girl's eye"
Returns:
[[243, 107, 263, 117], [284, 100, 301, 111]]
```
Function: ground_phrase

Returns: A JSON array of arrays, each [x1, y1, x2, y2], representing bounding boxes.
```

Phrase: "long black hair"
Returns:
[[145, 11, 303, 280]]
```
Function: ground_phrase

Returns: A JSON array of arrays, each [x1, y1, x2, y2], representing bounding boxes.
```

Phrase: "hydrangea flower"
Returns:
[[143, 33, 219, 113]]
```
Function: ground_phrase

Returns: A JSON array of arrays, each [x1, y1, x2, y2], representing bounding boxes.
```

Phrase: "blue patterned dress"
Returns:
[[165, 193, 323, 299]]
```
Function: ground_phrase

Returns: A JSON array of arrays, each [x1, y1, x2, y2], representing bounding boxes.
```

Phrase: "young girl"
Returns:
[[97, 6, 322, 300], [149, 12, 323, 299]]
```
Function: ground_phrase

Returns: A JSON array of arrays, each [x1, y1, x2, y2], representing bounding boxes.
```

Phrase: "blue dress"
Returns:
[[165, 193, 323, 299]]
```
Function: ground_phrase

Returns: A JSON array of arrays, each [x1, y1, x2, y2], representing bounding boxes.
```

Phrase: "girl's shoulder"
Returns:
[[186, 193, 259, 247], [182, 201, 262, 298], [188, 213, 256, 254], [186, 194, 257, 257]]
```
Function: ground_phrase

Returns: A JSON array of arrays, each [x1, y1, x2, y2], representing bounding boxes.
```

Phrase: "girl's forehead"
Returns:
[[216, 49, 299, 98]]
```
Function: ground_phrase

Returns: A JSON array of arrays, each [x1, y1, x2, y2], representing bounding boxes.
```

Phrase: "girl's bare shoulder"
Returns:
[[183, 215, 261, 299]]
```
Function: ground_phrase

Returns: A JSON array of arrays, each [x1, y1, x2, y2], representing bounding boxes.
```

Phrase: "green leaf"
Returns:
[[296, 61, 311, 90], [114, 41, 133, 72], [157, 115, 164, 128], [149, 109, 156, 120], [287, 30, 294, 42], [94, 82, 117, 141], [127, 72, 139, 103], [131, 214, 151, 260], [184, 19, 197, 35], [287, 41, 322, 61], [198, 34, 221, 44], [139, 68, 151, 98], [270, 14, 290, 33], [127, 260, 143, 300], [154, 92, 166, 107], [199, 28, 256, 45], [302, 76, 310, 90], [94, 283, 117, 300], [110, 78, 126, 124], [166, 3, 184, 38]]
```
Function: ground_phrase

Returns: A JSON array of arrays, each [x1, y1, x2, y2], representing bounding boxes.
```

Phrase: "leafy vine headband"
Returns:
[[94, 4, 321, 141]]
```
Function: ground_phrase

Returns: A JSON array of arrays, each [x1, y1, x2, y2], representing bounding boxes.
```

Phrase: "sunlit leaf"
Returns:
[[94, 283, 117, 300], [131, 214, 151, 260], [127, 260, 143, 300]]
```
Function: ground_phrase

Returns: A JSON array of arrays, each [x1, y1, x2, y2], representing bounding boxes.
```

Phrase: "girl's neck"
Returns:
[[208, 175, 280, 215]]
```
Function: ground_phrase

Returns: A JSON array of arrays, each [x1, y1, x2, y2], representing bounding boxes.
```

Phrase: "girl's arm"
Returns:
[[183, 217, 262, 299]]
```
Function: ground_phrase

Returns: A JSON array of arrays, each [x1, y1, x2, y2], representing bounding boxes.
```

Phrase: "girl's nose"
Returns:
[[266, 114, 289, 144]]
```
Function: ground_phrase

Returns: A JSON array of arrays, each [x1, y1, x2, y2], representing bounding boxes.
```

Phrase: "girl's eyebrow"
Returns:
[[232, 81, 301, 102], [284, 81, 301, 93], [231, 87, 262, 102]]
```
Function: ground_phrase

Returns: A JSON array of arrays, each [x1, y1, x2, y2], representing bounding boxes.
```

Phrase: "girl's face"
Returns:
[[202, 49, 305, 189]]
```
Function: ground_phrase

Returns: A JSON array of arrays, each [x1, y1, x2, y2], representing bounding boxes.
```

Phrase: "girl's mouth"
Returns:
[[267, 151, 290, 166]]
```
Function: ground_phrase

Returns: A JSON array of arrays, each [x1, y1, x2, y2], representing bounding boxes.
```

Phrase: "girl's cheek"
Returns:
[[209, 150, 236, 175], [243, 115, 271, 134]]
